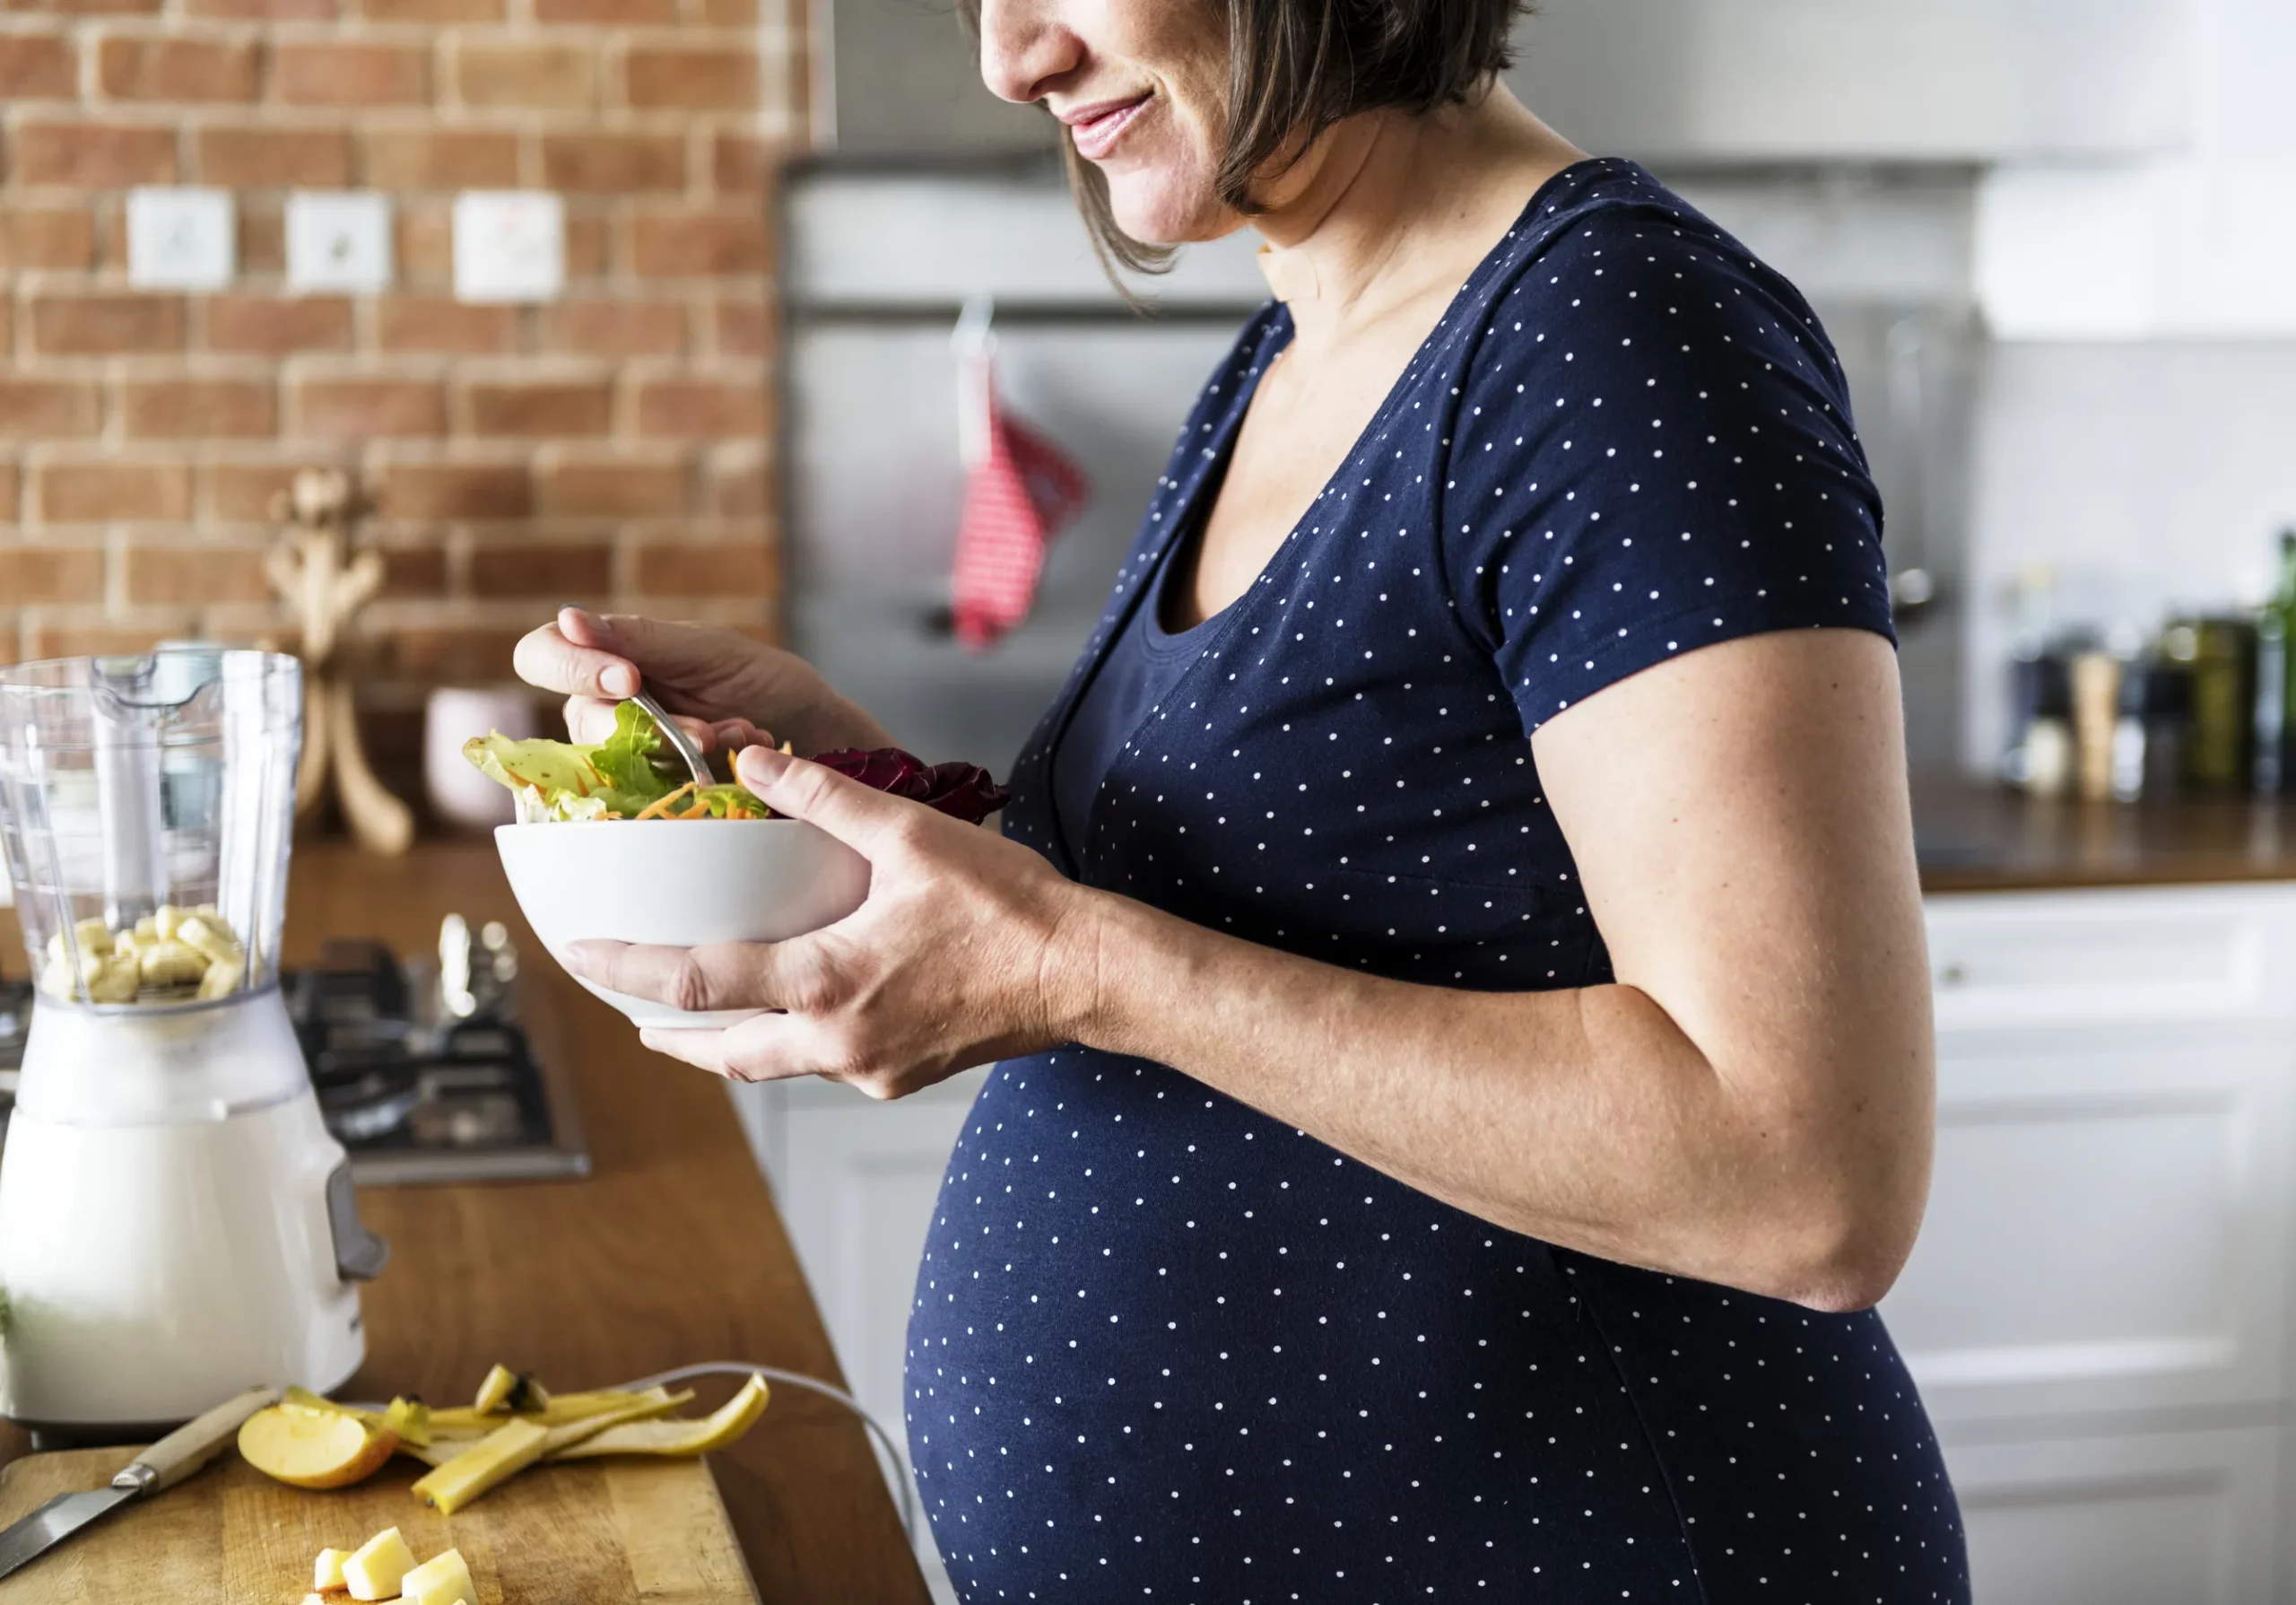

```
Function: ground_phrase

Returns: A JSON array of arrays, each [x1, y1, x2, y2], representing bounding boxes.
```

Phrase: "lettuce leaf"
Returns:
[[464, 702, 685, 822]]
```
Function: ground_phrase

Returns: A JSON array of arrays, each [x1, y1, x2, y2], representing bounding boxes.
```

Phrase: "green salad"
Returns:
[[464, 702, 773, 822]]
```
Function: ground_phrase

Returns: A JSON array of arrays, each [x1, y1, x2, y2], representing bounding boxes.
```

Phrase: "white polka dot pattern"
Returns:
[[906, 160, 1967, 1604]]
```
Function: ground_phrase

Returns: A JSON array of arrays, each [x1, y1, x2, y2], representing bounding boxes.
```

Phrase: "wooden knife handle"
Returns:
[[115, 1386, 283, 1496]]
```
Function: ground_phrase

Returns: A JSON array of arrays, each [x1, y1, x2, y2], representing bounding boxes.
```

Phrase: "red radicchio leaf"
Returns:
[[813, 746, 1012, 824]]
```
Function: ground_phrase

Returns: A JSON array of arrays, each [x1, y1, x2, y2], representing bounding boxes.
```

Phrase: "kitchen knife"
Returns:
[[0, 1384, 280, 1582]]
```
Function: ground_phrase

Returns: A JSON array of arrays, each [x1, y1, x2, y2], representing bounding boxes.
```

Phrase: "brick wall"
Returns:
[[0, 0, 796, 794]]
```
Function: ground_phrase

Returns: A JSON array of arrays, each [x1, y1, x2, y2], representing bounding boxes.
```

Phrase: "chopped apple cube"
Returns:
[[153, 903, 187, 942], [178, 914, 242, 967], [399, 1547, 476, 1605], [136, 939, 208, 989], [342, 1526, 417, 1601], [314, 1547, 352, 1589], [87, 952, 143, 1004]]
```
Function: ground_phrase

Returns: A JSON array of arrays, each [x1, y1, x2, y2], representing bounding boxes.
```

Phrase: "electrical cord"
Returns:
[[614, 1363, 918, 1544], [344, 1364, 919, 1544]]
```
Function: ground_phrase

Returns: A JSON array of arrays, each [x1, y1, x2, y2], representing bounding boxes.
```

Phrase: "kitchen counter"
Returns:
[[0, 841, 930, 1605], [1916, 777, 2296, 894]]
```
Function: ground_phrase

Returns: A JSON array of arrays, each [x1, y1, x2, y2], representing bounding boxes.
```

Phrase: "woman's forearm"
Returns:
[[1056, 885, 1903, 1311]]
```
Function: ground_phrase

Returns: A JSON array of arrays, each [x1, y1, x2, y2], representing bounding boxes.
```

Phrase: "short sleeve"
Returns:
[[1437, 206, 1894, 733]]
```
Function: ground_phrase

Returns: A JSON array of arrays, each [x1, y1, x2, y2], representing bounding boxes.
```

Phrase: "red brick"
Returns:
[[631, 536, 772, 597], [122, 541, 273, 603], [620, 45, 757, 110], [120, 379, 277, 440], [356, 0, 497, 18], [0, 543, 104, 604], [376, 297, 519, 354], [468, 539, 612, 598], [708, 452, 769, 516], [1, 0, 158, 13], [393, 203, 455, 284], [712, 297, 770, 357], [195, 124, 352, 187], [378, 460, 531, 519], [0, 381, 105, 440], [291, 378, 447, 439], [204, 295, 352, 353], [98, 36, 260, 101], [13, 121, 178, 186], [0, 463, 19, 521], [563, 212, 609, 278], [235, 197, 284, 273], [701, 0, 757, 22], [274, 41, 429, 105], [543, 132, 686, 194], [712, 133, 770, 194], [535, 0, 673, 19], [635, 377, 766, 439], [363, 128, 519, 190], [2, 207, 95, 271], [462, 379, 612, 438], [204, 457, 351, 520], [30, 294, 186, 356], [33, 461, 191, 524], [631, 210, 767, 277], [187, 0, 333, 17], [21, 623, 187, 661], [535, 454, 689, 517], [0, 33, 75, 98], [376, 538, 448, 598], [539, 297, 684, 358], [454, 40, 596, 109], [379, 624, 529, 683]]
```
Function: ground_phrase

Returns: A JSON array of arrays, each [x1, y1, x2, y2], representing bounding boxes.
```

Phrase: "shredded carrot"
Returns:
[[674, 799, 712, 819], [633, 783, 697, 821]]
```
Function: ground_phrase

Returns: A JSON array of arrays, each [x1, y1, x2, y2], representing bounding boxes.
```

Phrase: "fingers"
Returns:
[[515, 614, 640, 701], [640, 1016, 811, 1083], [733, 746, 923, 858], [561, 608, 736, 684], [564, 938, 793, 1015]]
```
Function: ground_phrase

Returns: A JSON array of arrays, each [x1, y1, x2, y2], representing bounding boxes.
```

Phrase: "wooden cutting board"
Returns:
[[0, 1447, 761, 1604]]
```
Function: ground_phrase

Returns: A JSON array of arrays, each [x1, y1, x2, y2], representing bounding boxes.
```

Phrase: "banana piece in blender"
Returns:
[[197, 955, 247, 1000], [88, 952, 143, 1003], [178, 914, 243, 968], [137, 940, 209, 990]]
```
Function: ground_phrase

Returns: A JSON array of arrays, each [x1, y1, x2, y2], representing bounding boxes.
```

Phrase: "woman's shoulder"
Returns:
[[1450, 160, 1853, 419]]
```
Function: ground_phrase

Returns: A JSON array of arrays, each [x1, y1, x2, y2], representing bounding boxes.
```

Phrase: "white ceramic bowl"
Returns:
[[495, 819, 871, 1028]]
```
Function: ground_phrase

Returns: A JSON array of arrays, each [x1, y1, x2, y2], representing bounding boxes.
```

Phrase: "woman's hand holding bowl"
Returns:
[[561, 744, 1095, 1100]]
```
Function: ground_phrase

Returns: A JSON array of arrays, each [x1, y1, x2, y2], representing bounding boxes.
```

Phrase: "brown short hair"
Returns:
[[961, 0, 1528, 278]]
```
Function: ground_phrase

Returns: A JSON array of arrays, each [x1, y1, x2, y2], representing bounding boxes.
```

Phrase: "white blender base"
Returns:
[[0, 1088, 366, 1428]]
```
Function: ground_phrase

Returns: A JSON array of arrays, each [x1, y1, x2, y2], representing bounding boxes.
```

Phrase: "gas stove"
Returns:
[[0, 923, 589, 1186]]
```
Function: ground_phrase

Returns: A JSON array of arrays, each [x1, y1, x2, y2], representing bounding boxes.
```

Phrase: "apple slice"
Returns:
[[239, 1404, 398, 1491]]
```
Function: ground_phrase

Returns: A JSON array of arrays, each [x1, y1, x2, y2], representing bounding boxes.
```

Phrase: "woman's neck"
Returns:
[[1250, 87, 1584, 353]]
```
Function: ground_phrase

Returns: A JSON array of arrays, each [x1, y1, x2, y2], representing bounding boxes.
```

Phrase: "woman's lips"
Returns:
[[1068, 94, 1150, 161]]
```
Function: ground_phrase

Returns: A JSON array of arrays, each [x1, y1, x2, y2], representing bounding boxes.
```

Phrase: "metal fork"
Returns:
[[629, 688, 712, 789]]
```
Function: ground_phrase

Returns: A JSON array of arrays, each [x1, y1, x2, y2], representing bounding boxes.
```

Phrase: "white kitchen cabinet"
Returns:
[[737, 883, 2296, 1603], [1950, 1427, 2282, 1605], [1507, 0, 2190, 162]]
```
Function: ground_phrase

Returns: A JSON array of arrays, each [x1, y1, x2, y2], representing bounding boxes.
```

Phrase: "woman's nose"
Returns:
[[977, 0, 1083, 105]]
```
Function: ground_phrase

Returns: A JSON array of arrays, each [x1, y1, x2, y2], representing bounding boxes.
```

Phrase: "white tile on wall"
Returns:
[[1960, 340, 2296, 769]]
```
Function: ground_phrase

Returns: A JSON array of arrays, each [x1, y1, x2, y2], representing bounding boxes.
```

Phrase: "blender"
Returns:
[[0, 650, 386, 1434]]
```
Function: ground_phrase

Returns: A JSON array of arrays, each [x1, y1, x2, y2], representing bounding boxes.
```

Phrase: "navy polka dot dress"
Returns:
[[907, 160, 1968, 1603]]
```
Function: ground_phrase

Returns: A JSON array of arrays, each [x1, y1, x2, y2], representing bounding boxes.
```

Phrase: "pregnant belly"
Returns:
[[903, 1050, 1700, 1599]]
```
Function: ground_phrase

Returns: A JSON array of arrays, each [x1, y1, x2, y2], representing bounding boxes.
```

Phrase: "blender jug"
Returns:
[[0, 650, 386, 1431]]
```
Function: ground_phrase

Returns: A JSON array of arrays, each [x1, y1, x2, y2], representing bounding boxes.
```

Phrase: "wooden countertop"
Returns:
[[1916, 777, 2296, 894], [0, 840, 930, 1605]]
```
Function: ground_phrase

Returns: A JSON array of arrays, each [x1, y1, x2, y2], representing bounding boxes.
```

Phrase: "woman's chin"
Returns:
[[1102, 171, 1234, 249]]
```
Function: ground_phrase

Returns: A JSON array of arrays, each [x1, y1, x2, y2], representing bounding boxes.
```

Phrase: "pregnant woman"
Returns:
[[517, 0, 1968, 1597]]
